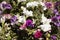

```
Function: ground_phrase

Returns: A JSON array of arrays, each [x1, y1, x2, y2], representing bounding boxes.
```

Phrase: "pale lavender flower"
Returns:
[[51, 35, 57, 40], [10, 16, 17, 23], [53, 9, 59, 15]]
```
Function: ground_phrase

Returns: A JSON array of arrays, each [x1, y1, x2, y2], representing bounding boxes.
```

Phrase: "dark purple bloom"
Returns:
[[2, 3, 12, 9], [55, 1, 60, 6], [51, 35, 57, 40], [26, 19, 34, 27], [56, 15, 60, 20], [51, 15, 60, 27], [45, 2, 52, 8], [11, 16, 17, 23], [54, 1, 60, 10], [51, 16, 57, 22]]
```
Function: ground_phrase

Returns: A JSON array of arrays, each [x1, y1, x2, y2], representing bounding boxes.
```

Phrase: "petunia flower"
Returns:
[[18, 0, 26, 3], [26, 1, 39, 7], [19, 22, 26, 30], [18, 16, 26, 23], [53, 9, 59, 15], [40, 23, 51, 32], [3, 14, 12, 19], [55, 1, 60, 7], [51, 35, 57, 40], [38, 14, 51, 32], [0, 1, 12, 10], [51, 15, 60, 27], [45, 2, 52, 8], [2, 3, 12, 9], [54, 1, 60, 10], [41, 14, 51, 24], [23, 9, 33, 16], [33, 29, 42, 38], [21, 6, 33, 16], [26, 19, 34, 27], [10, 16, 17, 23]]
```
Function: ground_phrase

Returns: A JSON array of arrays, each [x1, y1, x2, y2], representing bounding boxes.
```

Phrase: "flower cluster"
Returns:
[[0, 0, 60, 40]]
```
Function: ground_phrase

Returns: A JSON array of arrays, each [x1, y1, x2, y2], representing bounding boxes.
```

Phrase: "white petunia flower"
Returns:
[[23, 10, 33, 16], [38, 14, 51, 32], [26, 1, 39, 7], [40, 24, 51, 32], [41, 14, 47, 23], [41, 14, 51, 24], [21, 6, 33, 16], [18, 16, 26, 23], [18, 0, 26, 3]]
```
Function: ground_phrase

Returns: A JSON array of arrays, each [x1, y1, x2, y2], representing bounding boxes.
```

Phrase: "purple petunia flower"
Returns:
[[55, 1, 60, 6], [26, 19, 34, 27], [45, 2, 52, 8], [0, 1, 12, 10], [53, 9, 59, 15], [2, 3, 12, 9], [54, 1, 60, 10], [10, 16, 17, 23], [51, 15, 60, 27], [51, 35, 57, 40], [51, 16, 57, 22]]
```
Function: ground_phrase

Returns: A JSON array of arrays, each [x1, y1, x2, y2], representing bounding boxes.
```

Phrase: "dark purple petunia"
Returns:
[[55, 1, 60, 6], [26, 19, 34, 27], [51, 16, 57, 22], [2, 3, 12, 9], [51, 15, 60, 27], [10, 16, 17, 23], [54, 1, 60, 10], [51, 35, 57, 40]]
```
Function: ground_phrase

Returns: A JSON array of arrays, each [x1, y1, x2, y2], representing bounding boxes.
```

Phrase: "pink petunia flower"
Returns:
[[19, 22, 26, 30], [33, 29, 42, 38]]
